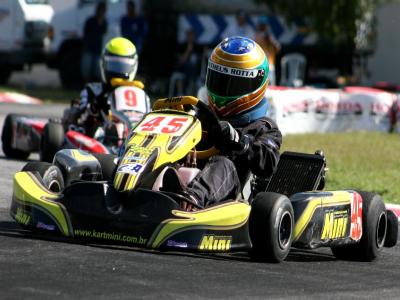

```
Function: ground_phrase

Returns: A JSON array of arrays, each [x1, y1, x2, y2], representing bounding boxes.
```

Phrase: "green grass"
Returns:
[[0, 85, 79, 104], [282, 132, 400, 204]]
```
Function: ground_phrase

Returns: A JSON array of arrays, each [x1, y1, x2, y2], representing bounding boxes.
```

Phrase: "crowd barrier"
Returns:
[[265, 86, 398, 135]]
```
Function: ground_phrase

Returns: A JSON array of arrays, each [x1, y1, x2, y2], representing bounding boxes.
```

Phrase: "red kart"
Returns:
[[2, 81, 150, 161]]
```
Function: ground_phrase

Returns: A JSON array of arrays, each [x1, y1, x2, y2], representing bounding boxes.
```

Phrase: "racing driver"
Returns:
[[67, 37, 149, 137], [164, 36, 282, 210]]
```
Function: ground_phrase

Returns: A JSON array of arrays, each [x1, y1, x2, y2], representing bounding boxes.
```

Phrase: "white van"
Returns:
[[0, 0, 53, 83]]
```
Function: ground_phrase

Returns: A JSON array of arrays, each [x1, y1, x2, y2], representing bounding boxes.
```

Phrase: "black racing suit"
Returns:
[[76, 82, 113, 137], [187, 117, 282, 207]]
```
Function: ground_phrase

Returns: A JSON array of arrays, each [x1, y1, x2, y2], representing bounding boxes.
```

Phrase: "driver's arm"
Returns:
[[236, 117, 282, 178]]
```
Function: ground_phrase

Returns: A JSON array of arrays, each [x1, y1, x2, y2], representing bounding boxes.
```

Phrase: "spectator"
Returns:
[[223, 9, 255, 40], [170, 29, 201, 96], [81, 1, 108, 83], [254, 16, 281, 86], [120, 0, 148, 55]]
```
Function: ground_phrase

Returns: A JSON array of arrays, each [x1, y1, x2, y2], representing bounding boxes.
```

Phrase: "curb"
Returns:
[[0, 92, 43, 105], [386, 203, 400, 221]]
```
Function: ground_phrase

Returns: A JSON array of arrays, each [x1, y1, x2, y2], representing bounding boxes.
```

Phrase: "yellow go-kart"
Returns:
[[10, 96, 398, 262]]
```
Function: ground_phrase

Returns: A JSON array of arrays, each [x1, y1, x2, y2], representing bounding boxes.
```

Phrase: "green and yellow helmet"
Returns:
[[101, 37, 138, 84], [206, 36, 270, 125]]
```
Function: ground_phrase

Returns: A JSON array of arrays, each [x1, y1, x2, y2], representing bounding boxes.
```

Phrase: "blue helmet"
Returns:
[[206, 36, 270, 126]]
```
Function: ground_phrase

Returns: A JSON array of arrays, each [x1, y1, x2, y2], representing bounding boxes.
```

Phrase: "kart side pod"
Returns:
[[53, 149, 102, 185]]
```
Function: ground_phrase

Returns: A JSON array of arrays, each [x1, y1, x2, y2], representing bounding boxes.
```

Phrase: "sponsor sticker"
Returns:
[[321, 210, 349, 240], [208, 61, 258, 78], [117, 163, 143, 174], [36, 222, 56, 231], [167, 240, 188, 248], [199, 235, 232, 251], [74, 229, 147, 245]]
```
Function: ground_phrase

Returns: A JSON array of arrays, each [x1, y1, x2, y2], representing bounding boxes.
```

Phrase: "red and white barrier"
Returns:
[[0, 92, 43, 105]]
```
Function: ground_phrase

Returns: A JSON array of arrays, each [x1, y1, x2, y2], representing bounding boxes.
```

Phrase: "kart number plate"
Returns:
[[114, 86, 148, 113], [135, 114, 191, 136]]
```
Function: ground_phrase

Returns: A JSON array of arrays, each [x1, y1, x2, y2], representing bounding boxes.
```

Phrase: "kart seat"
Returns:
[[152, 167, 200, 191]]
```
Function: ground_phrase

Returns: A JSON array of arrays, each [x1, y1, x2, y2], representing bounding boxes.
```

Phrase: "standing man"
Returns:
[[254, 16, 281, 85], [120, 1, 148, 55], [81, 1, 108, 83], [223, 9, 255, 40]]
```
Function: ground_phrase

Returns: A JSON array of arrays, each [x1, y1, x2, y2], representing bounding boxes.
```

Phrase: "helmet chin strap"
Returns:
[[223, 98, 269, 127]]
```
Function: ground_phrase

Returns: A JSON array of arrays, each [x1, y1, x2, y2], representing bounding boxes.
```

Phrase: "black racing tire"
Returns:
[[249, 192, 294, 263], [40, 121, 65, 163], [22, 161, 64, 193], [92, 153, 118, 181], [331, 191, 387, 261], [1, 114, 30, 159], [384, 210, 398, 248]]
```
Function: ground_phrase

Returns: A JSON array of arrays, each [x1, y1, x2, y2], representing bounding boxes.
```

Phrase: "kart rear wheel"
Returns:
[[249, 192, 294, 263], [40, 121, 65, 163], [22, 162, 64, 193], [1, 114, 30, 159], [331, 191, 387, 261]]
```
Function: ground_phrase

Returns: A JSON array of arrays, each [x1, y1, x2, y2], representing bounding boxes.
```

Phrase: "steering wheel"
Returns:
[[152, 96, 222, 159]]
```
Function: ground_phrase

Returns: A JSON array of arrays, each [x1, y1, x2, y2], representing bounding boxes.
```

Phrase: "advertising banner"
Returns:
[[266, 86, 397, 135]]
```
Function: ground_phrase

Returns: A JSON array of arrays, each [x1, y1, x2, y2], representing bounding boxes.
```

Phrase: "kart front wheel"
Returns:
[[331, 191, 387, 261], [249, 192, 294, 263], [40, 121, 64, 163], [1, 114, 30, 159], [22, 162, 64, 193]]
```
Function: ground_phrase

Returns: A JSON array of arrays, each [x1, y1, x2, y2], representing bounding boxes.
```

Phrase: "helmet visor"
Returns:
[[206, 61, 265, 98], [103, 56, 137, 77]]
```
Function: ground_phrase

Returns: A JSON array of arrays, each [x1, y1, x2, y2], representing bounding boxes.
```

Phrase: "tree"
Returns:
[[255, 0, 387, 49]]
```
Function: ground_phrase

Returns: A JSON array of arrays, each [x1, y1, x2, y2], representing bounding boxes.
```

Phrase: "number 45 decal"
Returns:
[[137, 116, 190, 135]]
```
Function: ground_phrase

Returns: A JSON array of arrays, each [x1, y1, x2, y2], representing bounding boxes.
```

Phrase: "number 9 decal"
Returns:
[[124, 90, 137, 107]]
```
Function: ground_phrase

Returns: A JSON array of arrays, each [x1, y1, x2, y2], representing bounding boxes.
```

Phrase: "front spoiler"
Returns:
[[11, 171, 252, 253]]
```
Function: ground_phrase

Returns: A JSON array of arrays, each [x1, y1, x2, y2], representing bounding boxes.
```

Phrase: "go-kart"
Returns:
[[10, 96, 398, 262], [1, 79, 150, 162]]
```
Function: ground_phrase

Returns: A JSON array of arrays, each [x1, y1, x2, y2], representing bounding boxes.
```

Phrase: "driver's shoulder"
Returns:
[[85, 82, 106, 96]]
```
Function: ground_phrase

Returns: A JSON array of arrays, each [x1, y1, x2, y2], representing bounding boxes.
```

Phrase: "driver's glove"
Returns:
[[217, 121, 250, 154]]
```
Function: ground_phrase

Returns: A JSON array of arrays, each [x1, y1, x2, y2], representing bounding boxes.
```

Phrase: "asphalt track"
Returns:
[[0, 103, 399, 300]]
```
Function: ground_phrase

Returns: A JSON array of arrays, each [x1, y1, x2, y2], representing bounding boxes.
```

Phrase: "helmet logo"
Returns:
[[208, 61, 258, 78]]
